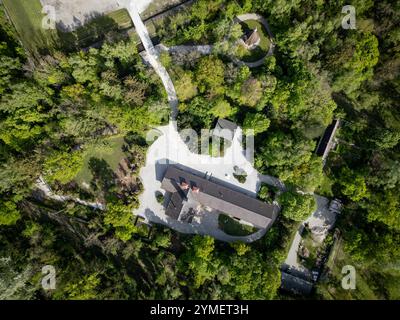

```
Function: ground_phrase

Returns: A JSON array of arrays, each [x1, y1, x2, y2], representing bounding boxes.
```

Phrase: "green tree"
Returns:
[[43, 150, 84, 184], [243, 113, 270, 135], [289, 157, 324, 193], [278, 192, 317, 221], [0, 199, 21, 226], [196, 56, 225, 94], [67, 49, 100, 84], [329, 33, 379, 96], [104, 202, 138, 242], [174, 69, 198, 101], [63, 273, 101, 300], [337, 167, 369, 202], [0, 82, 53, 151], [179, 235, 219, 288], [210, 98, 235, 118], [364, 190, 400, 231], [238, 78, 263, 107], [230, 242, 250, 256]]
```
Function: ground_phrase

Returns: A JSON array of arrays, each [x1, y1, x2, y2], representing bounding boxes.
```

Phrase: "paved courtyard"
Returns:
[[40, 0, 153, 31], [133, 121, 272, 243]]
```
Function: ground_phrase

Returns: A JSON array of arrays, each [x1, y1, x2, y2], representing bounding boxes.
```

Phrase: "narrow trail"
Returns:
[[125, 0, 179, 120], [36, 176, 105, 210]]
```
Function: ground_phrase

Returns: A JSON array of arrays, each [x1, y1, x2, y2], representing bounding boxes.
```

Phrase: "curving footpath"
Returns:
[[36, 176, 105, 210], [124, 0, 179, 120], [233, 13, 276, 68], [157, 13, 275, 69]]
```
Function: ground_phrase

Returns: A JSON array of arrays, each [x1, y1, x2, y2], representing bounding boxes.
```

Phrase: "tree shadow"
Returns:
[[88, 157, 117, 197], [124, 132, 148, 148], [55, 12, 125, 53]]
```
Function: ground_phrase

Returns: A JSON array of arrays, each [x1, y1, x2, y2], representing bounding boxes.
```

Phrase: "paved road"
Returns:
[[258, 173, 286, 191], [124, 0, 179, 119]]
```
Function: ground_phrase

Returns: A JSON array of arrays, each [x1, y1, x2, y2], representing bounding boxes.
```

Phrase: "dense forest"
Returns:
[[0, 0, 399, 300]]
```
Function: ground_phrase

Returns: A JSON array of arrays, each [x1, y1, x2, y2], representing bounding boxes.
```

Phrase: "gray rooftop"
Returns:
[[281, 271, 314, 296], [161, 166, 278, 229], [315, 119, 340, 161], [213, 119, 238, 141]]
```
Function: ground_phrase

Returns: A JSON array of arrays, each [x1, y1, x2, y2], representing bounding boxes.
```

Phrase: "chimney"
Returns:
[[180, 181, 189, 190]]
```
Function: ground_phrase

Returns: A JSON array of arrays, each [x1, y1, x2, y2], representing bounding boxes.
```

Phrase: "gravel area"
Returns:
[[40, 0, 153, 31]]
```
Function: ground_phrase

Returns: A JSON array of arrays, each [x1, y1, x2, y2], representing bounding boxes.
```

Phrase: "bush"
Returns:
[[233, 173, 247, 184], [156, 191, 164, 204], [258, 184, 275, 202], [233, 166, 247, 184]]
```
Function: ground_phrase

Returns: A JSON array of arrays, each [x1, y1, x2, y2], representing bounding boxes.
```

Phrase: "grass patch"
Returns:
[[218, 213, 257, 237], [316, 175, 334, 197], [141, 0, 185, 20], [237, 20, 271, 63], [74, 136, 126, 188], [2, 0, 58, 55], [2, 0, 134, 56]]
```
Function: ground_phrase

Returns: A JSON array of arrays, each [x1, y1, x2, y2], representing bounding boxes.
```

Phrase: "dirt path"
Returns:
[[36, 176, 105, 210]]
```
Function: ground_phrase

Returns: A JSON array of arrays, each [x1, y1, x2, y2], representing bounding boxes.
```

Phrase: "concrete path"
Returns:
[[258, 173, 286, 191], [156, 44, 213, 55], [123, 0, 179, 119]]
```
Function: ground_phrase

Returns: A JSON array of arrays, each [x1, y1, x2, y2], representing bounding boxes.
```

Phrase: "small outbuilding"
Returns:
[[243, 28, 261, 49], [213, 119, 238, 141], [315, 119, 340, 163]]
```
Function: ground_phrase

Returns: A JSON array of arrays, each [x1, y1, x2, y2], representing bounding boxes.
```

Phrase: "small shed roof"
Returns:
[[213, 119, 238, 141], [245, 28, 261, 47], [281, 272, 314, 296], [315, 119, 340, 161]]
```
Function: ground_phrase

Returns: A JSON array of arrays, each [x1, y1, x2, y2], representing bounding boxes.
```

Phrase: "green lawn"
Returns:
[[316, 175, 334, 198], [141, 0, 182, 20], [2, 0, 133, 56], [74, 136, 127, 188], [237, 20, 271, 63], [2, 0, 58, 55], [218, 214, 257, 237]]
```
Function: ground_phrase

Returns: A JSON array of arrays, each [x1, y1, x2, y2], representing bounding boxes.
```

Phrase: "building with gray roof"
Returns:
[[161, 165, 279, 229], [213, 118, 238, 141]]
